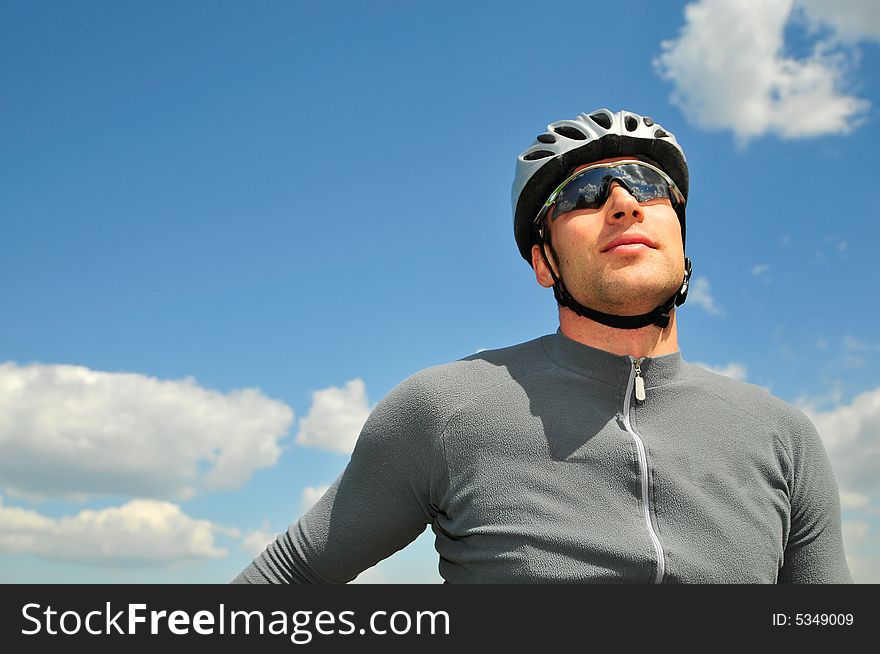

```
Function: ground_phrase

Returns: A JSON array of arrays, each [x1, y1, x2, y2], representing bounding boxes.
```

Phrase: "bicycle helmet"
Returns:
[[511, 108, 693, 329]]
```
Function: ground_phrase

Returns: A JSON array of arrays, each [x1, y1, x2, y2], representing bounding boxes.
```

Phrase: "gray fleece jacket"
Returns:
[[234, 331, 852, 584]]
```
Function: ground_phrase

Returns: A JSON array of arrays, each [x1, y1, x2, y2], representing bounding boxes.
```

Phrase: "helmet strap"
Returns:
[[535, 223, 692, 330]]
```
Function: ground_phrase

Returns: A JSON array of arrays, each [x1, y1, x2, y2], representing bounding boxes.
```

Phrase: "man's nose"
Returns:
[[605, 182, 644, 223]]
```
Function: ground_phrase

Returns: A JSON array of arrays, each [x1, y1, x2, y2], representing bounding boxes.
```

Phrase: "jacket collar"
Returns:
[[542, 329, 684, 389]]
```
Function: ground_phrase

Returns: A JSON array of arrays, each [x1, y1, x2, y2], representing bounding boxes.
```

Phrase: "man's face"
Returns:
[[531, 156, 685, 316]]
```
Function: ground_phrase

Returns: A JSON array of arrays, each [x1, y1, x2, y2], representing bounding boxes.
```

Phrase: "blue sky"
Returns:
[[1, 0, 879, 583]]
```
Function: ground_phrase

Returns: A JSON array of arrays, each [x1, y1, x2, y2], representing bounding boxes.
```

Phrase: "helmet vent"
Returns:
[[654, 128, 670, 138], [552, 125, 587, 140], [523, 149, 555, 161], [624, 115, 638, 131], [644, 116, 655, 126], [588, 112, 612, 129], [536, 133, 556, 144]]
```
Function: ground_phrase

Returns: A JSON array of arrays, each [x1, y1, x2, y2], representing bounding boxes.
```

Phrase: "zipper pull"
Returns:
[[634, 359, 646, 402]]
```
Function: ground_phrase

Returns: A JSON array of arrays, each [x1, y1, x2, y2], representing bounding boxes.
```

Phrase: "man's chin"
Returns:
[[572, 280, 680, 316]]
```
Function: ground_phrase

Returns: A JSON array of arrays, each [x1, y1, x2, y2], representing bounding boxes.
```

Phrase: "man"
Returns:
[[234, 109, 852, 583]]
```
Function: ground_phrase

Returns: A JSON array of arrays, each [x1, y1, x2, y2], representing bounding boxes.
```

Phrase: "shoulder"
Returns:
[[376, 335, 556, 425], [681, 362, 820, 453]]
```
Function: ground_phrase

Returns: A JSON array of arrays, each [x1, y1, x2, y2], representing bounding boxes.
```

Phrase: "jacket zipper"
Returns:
[[623, 356, 665, 584]]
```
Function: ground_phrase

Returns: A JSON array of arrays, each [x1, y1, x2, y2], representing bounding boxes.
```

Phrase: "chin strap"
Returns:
[[536, 225, 692, 330]]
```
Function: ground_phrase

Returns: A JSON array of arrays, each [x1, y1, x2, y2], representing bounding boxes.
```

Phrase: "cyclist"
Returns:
[[234, 108, 851, 583]]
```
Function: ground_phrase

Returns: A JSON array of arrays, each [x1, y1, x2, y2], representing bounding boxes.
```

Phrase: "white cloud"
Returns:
[[796, 0, 880, 42], [800, 386, 880, 503], [842, 519, 880, 583], [0, 362, 293, 500], [240, 520, 278, 558], [687, 277, 724, 316], [751, 264, 770, 276], [840, 491, 871, 510], [300, 485, 331, 515], [693, 361, 748, 381], [296, 379, 372, 454], [654, 0, 870, 143], [843, 520, 870, 548], [0, 497, 231, 565]]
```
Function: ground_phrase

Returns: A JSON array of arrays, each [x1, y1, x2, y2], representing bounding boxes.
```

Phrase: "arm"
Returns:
[[777, 409, 852, 584], [232, 373, 447, 583]]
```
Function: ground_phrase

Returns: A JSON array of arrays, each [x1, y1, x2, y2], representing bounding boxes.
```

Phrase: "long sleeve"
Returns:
[[232, 373, 448, 583], [777, 410, 853, 583]]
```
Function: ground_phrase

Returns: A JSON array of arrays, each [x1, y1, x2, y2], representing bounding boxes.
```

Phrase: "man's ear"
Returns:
[[531, 243, 555, 289]]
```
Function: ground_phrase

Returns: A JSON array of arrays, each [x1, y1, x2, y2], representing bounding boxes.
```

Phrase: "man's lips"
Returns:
[[601, 234, 658, 252]]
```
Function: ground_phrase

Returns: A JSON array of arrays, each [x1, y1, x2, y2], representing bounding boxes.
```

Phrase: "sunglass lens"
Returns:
[[620, 166, 670, 203], [551, 164, 676, 219], [554, 173, 607, 215]]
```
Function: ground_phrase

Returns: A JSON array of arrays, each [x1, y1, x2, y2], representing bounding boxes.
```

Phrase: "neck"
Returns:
[[558, 306, 680, 358]]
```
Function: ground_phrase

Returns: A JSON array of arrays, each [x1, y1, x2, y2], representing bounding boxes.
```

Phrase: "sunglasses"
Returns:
[[534, 159, 685, 228]]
